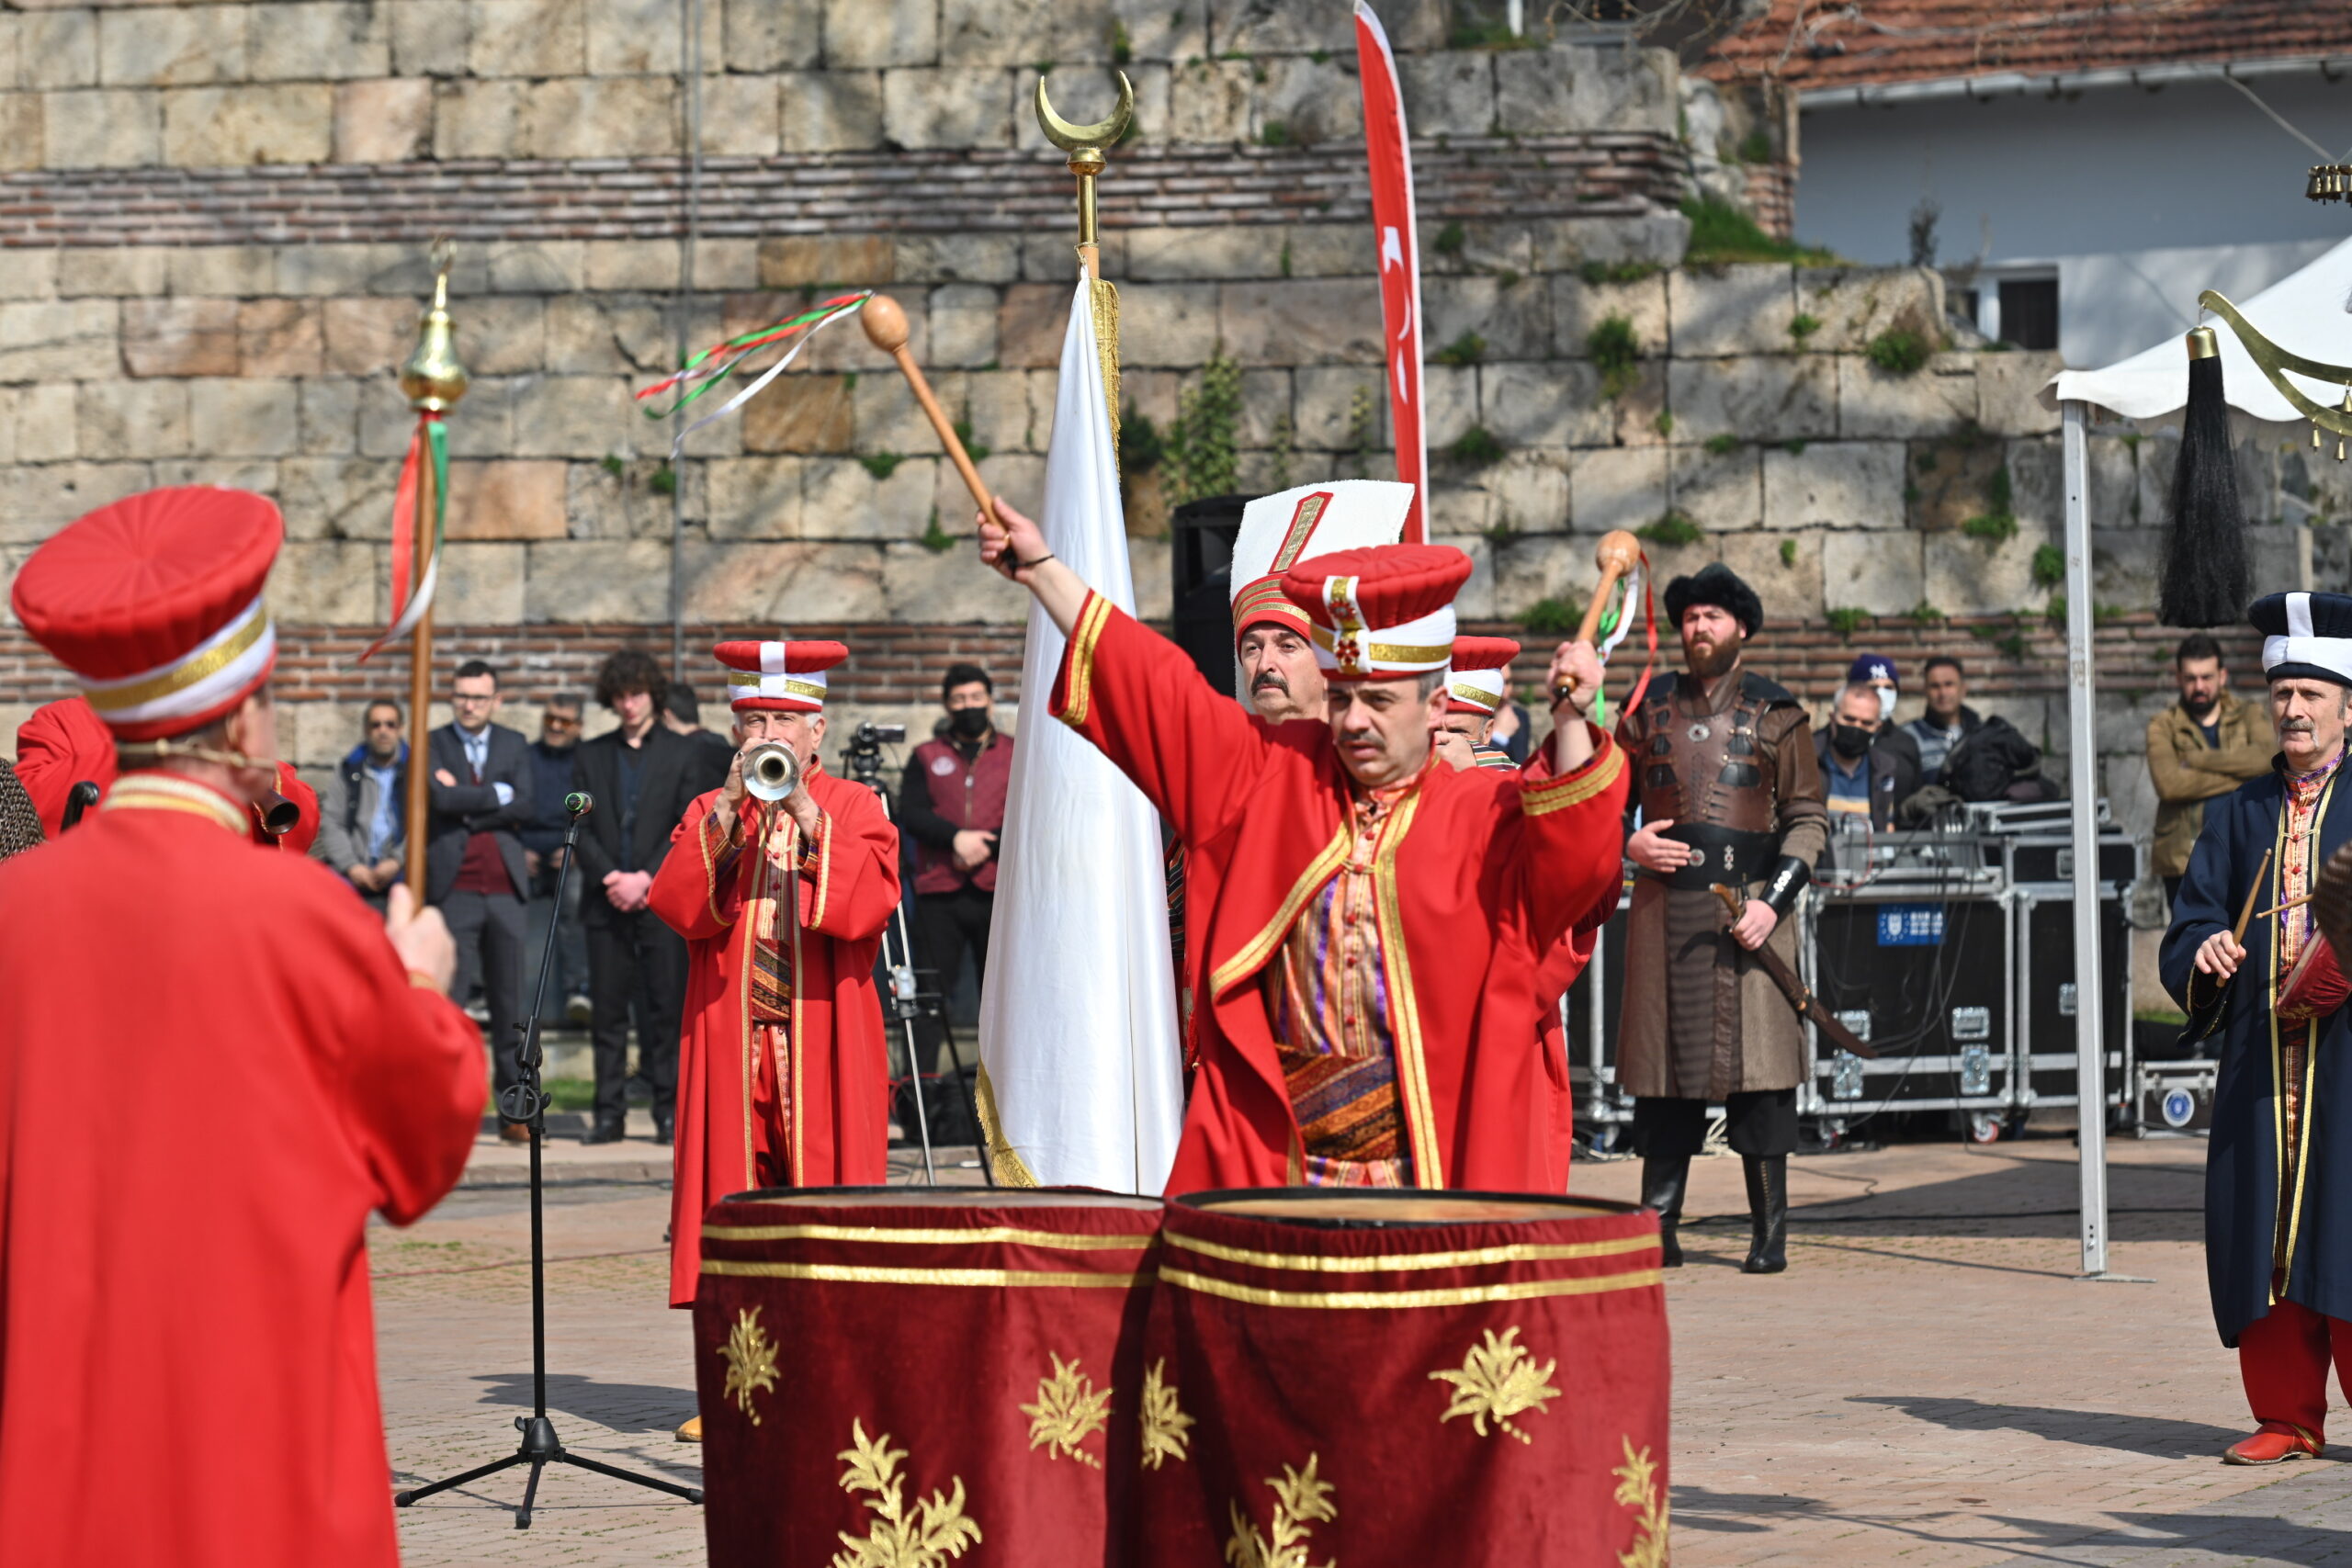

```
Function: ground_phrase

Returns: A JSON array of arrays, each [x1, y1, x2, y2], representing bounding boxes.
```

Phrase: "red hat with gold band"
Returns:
[[1229, 480, 1413, 649], [1280, 544, 1472, 682], [715, 638, 848, 713], [1446, 636, 1521, 715], [9, 486, 284, 741]]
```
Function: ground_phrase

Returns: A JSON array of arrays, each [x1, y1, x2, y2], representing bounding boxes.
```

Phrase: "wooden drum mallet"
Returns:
[[1553, 528, 1645, 708], [859, 294, 992, 518]]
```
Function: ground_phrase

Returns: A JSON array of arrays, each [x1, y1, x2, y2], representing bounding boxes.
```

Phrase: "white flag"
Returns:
[[975, 274, 1184, 1194]]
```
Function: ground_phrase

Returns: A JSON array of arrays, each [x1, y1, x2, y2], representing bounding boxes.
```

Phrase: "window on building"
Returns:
[[1998, 278, 2059, 351]]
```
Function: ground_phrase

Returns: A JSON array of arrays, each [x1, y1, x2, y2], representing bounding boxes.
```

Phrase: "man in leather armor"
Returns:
[[1619, 564, 1827, 1273]]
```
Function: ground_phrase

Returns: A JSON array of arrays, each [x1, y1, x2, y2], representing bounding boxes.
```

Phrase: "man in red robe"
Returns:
[[17, 692, 319, 851], [650, 638, 899, 1309], [0, 484, 484, 1567], [979, 500, 1628, 1192]]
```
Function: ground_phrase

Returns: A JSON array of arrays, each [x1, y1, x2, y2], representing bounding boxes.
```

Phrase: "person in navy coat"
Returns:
[[2164, 591, 2352, 1466]]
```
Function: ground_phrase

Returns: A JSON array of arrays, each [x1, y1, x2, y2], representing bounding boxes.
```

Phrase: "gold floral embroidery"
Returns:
[[831, 1420, 983, 1568], [1021, 1354, 1113, 1468], [720, 1306, 780, 1425], [1612, 1437, 1669, 1568], [1428, 1326, 1562, 1444], [1224, 1452, 1337, 1568], [1139, 1359, 1195, 1471]]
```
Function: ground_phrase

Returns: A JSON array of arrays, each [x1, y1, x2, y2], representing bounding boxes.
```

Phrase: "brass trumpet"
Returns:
[[741, 740, 801, 802]]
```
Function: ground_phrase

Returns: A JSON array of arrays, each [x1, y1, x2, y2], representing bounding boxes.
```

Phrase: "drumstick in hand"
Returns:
[[861, 294, 992, 516]]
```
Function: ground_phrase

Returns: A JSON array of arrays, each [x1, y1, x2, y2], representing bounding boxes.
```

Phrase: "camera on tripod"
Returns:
[[841, 720, 906, 789]]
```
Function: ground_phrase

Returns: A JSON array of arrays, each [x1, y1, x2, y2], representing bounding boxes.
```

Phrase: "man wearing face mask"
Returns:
[[899, 664, 1014, 1079], [1814, 681, 1924, 831], [1619, 564, 1828, 1274], [1848, 653, 1902, 725]]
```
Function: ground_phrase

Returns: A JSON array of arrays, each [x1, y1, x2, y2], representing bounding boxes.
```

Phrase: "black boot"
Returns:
[[1639, 1154, 1691, 1269], [1741, 1155, 1788, 1274]]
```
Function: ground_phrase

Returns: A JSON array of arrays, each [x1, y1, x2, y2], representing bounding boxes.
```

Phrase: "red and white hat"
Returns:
[[1280, 544, 1473, 682], [9, 486, 283, 741], [1229, 480, 1412, 648], [715, 638, 848, 713], [1446, 636, 1520, 715]]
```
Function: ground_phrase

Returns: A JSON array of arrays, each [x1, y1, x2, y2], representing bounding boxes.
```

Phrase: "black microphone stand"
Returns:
[[395, 793, 703, 1529]]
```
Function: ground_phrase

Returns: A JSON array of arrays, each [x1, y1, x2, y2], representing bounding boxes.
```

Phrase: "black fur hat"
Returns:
[[1663, 563, 1762, 637]]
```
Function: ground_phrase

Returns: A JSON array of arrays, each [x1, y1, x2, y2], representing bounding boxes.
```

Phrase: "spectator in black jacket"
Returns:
[[662, 682, 737, 796], [1902, 657, 1982, 776], [425, 660, 537, 1140], [1815, 682, 1924, 831], [519, 694, 591, 1027], [571, 649, 705, 1145]]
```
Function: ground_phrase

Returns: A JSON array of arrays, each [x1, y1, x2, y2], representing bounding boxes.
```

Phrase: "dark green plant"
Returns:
[[1638, 511, 1702, 547], [1784, 439, 1806, 456], [1278, 237, 1292, 277], [1521, 596, 1580, 637], [920, 508, 954, 554], [1579, 260, 1660, 285], [2030, 542, 2065, 588], [1736, 128, 1772, 164], [1166, 354, 1242, 504], [1865, 328, 1931, 376], [1789, 313, 1821, 343], [952, 418, 990, 464], [1482, 519, 1520, 547], [649, 462, 677, 496], [1435, 221, 1467, 257], [1267, 412, 1294, 491], [1110, 20, 1132, 64], [860, 451, 904, 480], [1433, 331, 1487, 367], [1494, 266, 1521, 288], [1680, 195, 1840, 266], [1704, 434, 1739, 457], [1588, 313, 1640, 400], [1825, 606, 1870, 639], [1905, 601, 1946, 625], [1120, 404, 1165, 479], [1962, 464, 2016, 544], [1448, 425, 1505, 467], [1260, 120, 1291, 147], [600, 453, 626, 479], [1342, 385, 1376, 477], [1654, 410, 1675, 437], [1779, 537, 1797, 567]]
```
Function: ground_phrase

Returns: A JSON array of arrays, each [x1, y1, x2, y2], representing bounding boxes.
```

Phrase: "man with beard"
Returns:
[[1620, 564, 1827, 1272], [978, 496, 1627, 1191], [2165, 592, 2352, 1464], [2151, 632, 2272, 911]]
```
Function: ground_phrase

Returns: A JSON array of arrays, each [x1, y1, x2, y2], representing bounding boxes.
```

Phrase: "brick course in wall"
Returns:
[[0, 137, 1683, 248]]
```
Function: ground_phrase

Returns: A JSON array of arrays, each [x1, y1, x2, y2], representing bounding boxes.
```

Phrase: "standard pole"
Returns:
[[402, 452, 436, 897], [2062, 398, 2109, 1277]]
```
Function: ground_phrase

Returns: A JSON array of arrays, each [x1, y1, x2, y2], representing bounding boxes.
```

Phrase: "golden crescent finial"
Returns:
[[1035, 72, 1135, 152]]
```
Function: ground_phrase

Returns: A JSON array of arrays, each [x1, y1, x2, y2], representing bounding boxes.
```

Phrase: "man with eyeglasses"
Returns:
[[520, 694, 593, 1029], [312, 698, 408, 910], [425, 660, 536, 1141]]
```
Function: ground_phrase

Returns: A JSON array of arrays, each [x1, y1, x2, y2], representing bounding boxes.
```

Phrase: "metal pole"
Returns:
[[670, 0, 705, 685], [2063, 398, 2109, 1277]]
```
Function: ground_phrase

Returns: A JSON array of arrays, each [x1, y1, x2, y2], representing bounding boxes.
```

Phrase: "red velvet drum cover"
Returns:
[[692, 1186, 1163, 1566], [1136, 1190, 1669, 1568]]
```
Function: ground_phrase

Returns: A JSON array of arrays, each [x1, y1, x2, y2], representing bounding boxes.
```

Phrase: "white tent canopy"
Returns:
[[2040, 234, 2352, 422]]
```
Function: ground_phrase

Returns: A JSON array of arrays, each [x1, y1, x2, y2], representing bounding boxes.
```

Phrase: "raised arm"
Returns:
[[979, 495, 1272, 844], [1510, 723, 1633, 955], [650, 790, 741, 943]]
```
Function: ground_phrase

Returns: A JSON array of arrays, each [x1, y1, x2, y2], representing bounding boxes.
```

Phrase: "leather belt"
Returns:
[[1651, 823, 1779, 891]]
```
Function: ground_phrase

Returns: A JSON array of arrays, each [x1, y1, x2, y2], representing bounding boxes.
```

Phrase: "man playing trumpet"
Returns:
[[650, 639, 899, 1364]]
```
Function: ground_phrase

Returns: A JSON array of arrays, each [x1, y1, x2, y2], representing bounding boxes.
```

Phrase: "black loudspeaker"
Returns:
[[1811, 896, 2010, 1104], [2018, 893, 2132, 1106], [1170, 493, 1251, 694]]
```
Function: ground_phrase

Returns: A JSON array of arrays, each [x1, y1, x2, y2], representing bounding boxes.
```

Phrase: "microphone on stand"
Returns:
[[564, 792, 594, 818]]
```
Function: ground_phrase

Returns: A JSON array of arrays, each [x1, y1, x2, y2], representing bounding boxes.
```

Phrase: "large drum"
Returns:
[[1137, 1190, 1668, 1568], [693, 1186, 1163, 1567]]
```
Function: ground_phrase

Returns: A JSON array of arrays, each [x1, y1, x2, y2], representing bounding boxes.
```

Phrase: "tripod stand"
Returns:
[[842, 733, 991, 1186], [394, 793, 703, 1529]]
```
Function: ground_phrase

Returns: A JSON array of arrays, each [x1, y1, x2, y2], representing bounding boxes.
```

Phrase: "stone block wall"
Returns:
[[0, 0, 2337, 861]]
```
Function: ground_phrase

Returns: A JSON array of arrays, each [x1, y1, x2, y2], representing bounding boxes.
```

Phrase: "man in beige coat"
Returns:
[[2148, 632, 2272, 910]]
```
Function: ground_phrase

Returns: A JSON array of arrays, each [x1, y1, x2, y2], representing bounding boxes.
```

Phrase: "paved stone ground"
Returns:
[[379, 1126, 2352, 1564]]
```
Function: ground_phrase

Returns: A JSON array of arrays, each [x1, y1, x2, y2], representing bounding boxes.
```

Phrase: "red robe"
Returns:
[[650, 768, 899, 1308], [12, 694, 320, 852], [0, 774, 484, 1568], [1053, 594, 1631, 1194], [13, 694, 113, 836], [1520, 740, 1623, 1190]]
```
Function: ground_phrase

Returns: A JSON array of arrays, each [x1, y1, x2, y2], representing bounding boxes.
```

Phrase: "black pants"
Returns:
[[910, 886, 993, 1076], [586, 908, 684, 1125], [442, 889, 527, 1109], [1633, 1089, 1798, 1161]]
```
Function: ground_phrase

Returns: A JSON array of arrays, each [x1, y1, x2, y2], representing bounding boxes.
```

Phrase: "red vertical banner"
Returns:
[[1354, 1, 1426, 543]]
